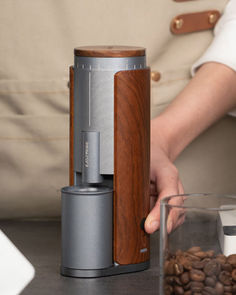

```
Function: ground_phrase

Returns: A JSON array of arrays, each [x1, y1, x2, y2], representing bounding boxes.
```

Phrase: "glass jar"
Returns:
[[159, 194, 236, 295]]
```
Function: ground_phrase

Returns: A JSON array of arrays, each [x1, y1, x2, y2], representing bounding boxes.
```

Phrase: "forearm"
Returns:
[[152, 62, 236, 162], [147, 3, 236, 234]]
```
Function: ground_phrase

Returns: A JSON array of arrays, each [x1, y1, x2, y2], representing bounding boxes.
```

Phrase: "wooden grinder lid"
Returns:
[[74, 46, 145, 58]]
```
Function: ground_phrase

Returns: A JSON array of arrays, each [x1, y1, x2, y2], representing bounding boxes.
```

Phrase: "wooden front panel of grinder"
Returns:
[[114, 69, 150, 264]]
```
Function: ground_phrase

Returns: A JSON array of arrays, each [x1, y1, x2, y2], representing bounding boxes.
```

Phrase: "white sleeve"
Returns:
[[191, 0, 236, 116], [191, 0, 236, 75]]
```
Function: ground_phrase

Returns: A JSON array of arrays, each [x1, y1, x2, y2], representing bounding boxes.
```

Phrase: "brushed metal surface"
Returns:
[[74, 56, 146, 176], [61, 186, 113, 270]]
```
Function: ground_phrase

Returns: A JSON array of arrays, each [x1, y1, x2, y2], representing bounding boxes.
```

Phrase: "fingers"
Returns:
[[150, 181, 158, 210], [167, 212, 186, 233], [150, 195, 157, 211], [166, 181, 185, 233], [174, 213, 186, 230], [146, 180, 185, 234], [167, 206, 185, 233], [178, 180, 184, 194], [150, 181, 157, 196], [145, 167, 180, 234], [147, 151, 186, 234]]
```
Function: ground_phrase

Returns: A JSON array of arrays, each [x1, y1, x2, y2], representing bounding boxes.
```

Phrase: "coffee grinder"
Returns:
[[61, 46, 150, 277]]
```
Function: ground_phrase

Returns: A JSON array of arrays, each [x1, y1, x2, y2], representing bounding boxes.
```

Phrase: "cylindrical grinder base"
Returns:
[[61, 186, 113, 270]]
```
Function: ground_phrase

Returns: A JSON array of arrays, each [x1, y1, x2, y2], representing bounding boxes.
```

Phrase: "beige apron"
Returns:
[[0, 0, 234, 218]]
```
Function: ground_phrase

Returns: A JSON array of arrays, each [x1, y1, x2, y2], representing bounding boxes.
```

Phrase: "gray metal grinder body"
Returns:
[[61, 186, 113, 269], [74, 55, 146, 181], [61, 52, 149, 278]]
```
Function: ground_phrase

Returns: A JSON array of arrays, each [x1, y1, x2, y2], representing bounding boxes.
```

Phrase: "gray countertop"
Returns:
[[0, 220, 159, 295]]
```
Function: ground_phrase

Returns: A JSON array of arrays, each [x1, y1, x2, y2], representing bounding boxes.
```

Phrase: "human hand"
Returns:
[[144, 121, 185, 234], [144, 63, 236, 235]]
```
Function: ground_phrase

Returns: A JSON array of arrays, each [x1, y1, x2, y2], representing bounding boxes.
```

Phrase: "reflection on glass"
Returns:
[[159, 194, 236, 295]]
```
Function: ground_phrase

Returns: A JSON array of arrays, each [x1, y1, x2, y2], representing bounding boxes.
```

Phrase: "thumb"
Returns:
[[145, 185, 179, 234]]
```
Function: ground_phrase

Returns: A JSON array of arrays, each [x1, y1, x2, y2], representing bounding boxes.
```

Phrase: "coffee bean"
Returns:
[[165, 251, 171, 260], [215, 282, 224, 295], [203, 260, 221, 276], [183, 282, 191, 291], [177, 255, 192, 270], [192, 260, 205, 269], [174, 263, 184, 276], [180, 272, 190, 285], [165, 275, 175, 285], [164, 260, 170, 272], [205, 250, 215, 258], [192, 258, 211, 270], [185, 252, 201, 262], [194, 251, 208, 259], [164, 284, 173, 295], [165, 260, 175, 275], [202, 258, 211, 267], [232, 269, 236, 281], [225, 285, 233, 292], [174, 285, 184, 295], [188, 247, 202, 254], [190, 281, 204, 292], [174, 276, 183, 286], [216, 254, 227, 265], [219, 271, 232, 286], [203, 286, 215, 295], [222, 263, 233, 272], [227, 255, 236, 267], [164, 248, 236, 295], [211, 274, 217, 281], [205, 276, 216, 287], [176, 249, 183, 256], [190, 269, 205, 282]]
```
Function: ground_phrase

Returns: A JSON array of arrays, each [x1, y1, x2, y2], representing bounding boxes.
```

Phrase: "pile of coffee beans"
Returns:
[[164, 246, 236, 295]]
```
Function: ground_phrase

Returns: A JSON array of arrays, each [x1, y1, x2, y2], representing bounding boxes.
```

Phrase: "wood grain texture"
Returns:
[[114, 69, 150, 265], [69, 66, 74, 186], [171, 10, 220, 35], [74, 46, 145, 58]]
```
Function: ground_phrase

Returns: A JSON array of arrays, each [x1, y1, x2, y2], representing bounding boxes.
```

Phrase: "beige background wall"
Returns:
[[176, 116, 236, 195], [0, 0, 234, 218]]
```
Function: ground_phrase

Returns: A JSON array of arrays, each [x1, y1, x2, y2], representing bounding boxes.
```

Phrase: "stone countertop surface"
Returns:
[[0, 220, 159, 295]]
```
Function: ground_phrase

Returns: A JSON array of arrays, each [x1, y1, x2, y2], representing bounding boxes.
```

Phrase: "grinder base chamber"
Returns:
[[61, 185, 150, 278], [61, 46, 150, 278]]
